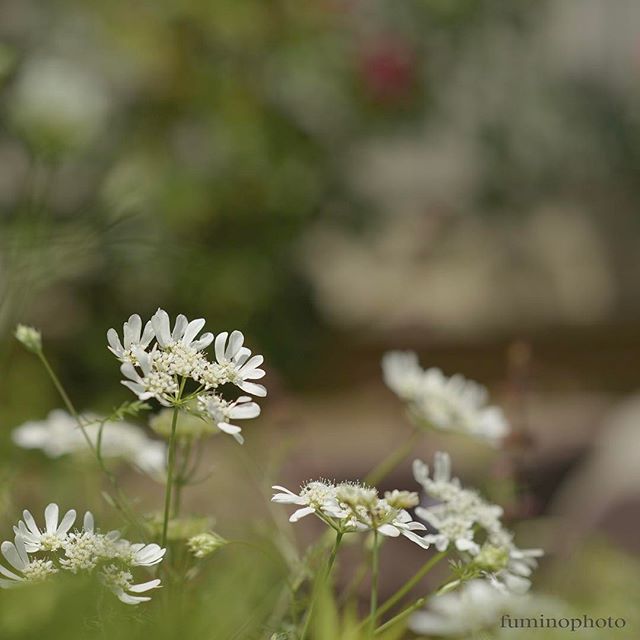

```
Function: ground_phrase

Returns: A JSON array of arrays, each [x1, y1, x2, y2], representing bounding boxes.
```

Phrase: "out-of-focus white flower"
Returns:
[[409, 579, 530, 637], [1, 508, 165, 605], [488, 540, 545, 595], [12, 410, 166, 478], [107, 314, 155, 364], [197, 394, 260, 444], [14, 324, 42, 353], [0, 536, 58, 587], [99, 564, 161, 605], [382, 350, 509, 445], [418, 510, 479, 553], [382, 351, 425, 399], [9, 57, 110, 152], [116, 541, 166, 568], [413, 452, 543, 593]]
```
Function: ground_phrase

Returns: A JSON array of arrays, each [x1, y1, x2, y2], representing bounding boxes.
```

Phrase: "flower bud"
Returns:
[[472, 543, 509, 572], [336, 483, 378, 509], [384, 490, 419, 509], [187, 532, 227, 558], [15, 324, 42, 353]]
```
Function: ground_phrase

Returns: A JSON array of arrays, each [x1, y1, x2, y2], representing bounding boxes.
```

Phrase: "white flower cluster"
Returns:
[[0, 504, 165, 605], [108, 310, 266, 444], [12, 410, 166, 479], [382, 351, 509, 445], [409, 579, 536, 638], [272, 481, 429, 548], [413, 452, 543, 594]]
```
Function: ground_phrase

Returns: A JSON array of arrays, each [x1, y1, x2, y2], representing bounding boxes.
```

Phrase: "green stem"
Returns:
[[161, 397, 182, 547], [173, 440, 192, 517], [365, 431, 420, 486], [368, 530, 380, 639], [375, 550, 446, 620], [37, 351, 147, 536], [300, 530, 343, 640], [374, 596, 426, 636], [38, 352, 94, 452]]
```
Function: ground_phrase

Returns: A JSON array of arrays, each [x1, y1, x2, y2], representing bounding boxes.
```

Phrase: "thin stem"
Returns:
[[173, 440, 192, 517], [368, 530, 380, 639], [375, 550, 446, 620], [38, 352, 94, 452], [374, 596, 426, 636], [300, 530, 343, 640], [37, 351, 147, 537], [365, 431, 420, 486], [161, 392, 183, 547]]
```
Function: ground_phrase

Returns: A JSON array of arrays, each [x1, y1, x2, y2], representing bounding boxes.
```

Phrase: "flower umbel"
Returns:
[[272, 480, 429, 548], [382, 351, 509, 444], [107, 309, 267, 443], [413, 452, 544, 593], [1, 506, 166, 605]]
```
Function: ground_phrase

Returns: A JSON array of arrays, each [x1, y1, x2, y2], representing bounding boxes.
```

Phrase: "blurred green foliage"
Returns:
[[0, 1, 539, 397]]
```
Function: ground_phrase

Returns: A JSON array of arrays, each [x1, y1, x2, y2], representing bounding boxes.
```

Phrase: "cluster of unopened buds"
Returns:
[[0, 504, 165, 604], [108, 308, 266, 443]]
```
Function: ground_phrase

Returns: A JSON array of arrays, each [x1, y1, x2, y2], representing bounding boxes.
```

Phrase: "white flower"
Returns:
[[212, 331, 266, 397], [337, 488, 429, 548], [107, 314, 155, 363], [1, 508, 166, 605], [60, 513, 115, 574], [8, 57, 110, 152], [487, 543, 545, 595], [382, 351, 425, 399], [12, 410, 166, 479], [197, 394, 260, 444], [413, 453, 543, 593], [409, 579, 529, 637], [0, 536, 58, 587], [377, 508, 430, 548], [271, 481, 347, 523], [121, 348, 179, 406], [13, 503, 76, 553], [110, 309, 267, 443], [100, 564, 161, 605], [417, 510, 479, 553], [150, 309, 214, 352], [118, 542, 166, 567], [382, 350, 509, 444], [272, 480, 430, 548]]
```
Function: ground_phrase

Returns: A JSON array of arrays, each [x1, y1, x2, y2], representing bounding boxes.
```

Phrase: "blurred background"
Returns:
[[0, 0, 639, 637]]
